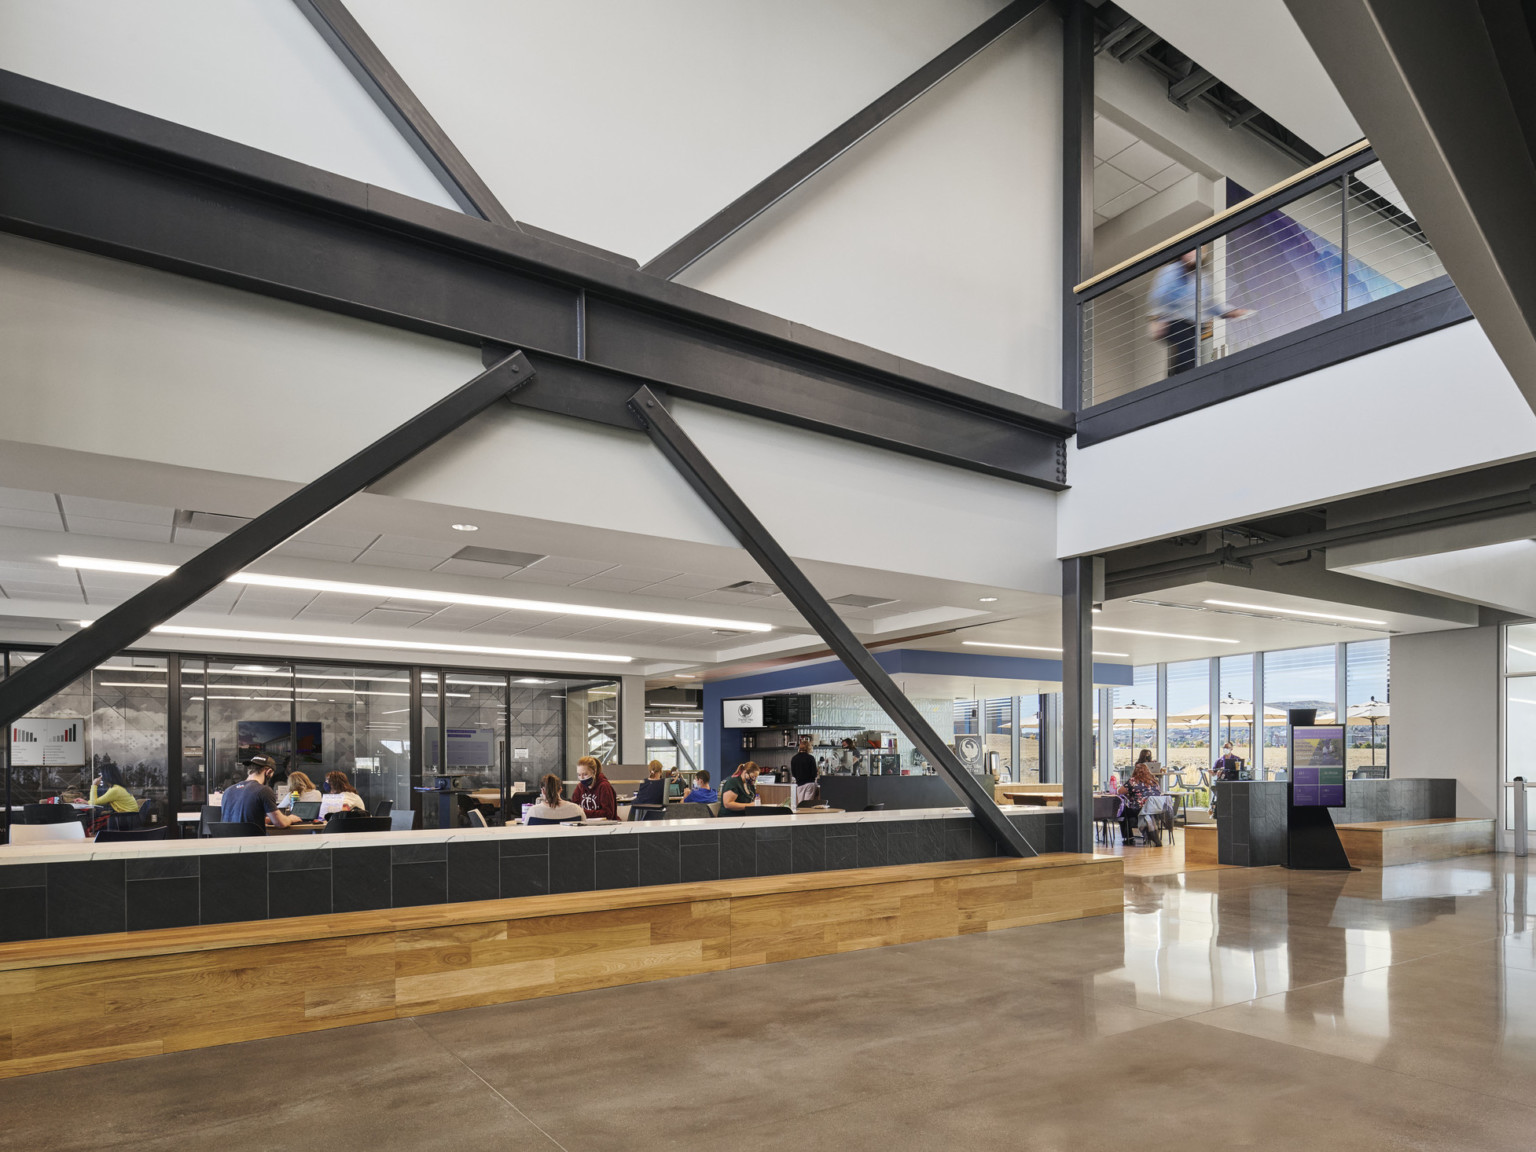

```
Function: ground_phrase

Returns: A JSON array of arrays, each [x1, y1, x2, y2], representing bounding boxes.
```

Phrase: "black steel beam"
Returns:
[[640, 0, 1049, 280], [625, 385, 1036, 858], [1061, 557, 1095, 853], [0, 352, 536, 727], [0, 70, 1072, 488], [291, 0, 514, 228]]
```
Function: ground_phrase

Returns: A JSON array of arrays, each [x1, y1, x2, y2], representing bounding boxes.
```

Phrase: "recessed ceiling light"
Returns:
[[1093, 625, 1239, 643], [57, 555, 772, 633], [77, 621, 633, 663], [962, 641, 1129, 658], [673, 674, 696, 679], [978, 597, 998, 603], [451, 523, 479, 532], [1201, 598, 1387, 626]]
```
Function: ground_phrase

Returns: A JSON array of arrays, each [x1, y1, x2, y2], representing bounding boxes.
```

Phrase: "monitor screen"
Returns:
[[521, 802, 534, 821], [291, 800, 321, 821], [722, 699, 763, 728], [1291, 725, 1346, 806]]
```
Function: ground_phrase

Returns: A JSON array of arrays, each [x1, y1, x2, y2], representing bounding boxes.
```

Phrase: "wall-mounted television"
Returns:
[[722, 699, 763, 729], [1291, 724, 1346, 806], [237, 720, 322, 765]]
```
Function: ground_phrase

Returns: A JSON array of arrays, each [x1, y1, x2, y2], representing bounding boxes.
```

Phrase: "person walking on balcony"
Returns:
[[1147, 249, 1252, 375]]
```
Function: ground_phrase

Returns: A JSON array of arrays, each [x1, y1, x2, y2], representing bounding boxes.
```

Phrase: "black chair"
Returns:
[[373, 798, 394, 818], [96, 826, 170, 842], [861, 803, 885, 812], [628, 805, 666, 821], [736, 806, 792, 817], [106, 809, 145, 832], [24, 803, 83, 825], [200, 804, 221, 836], [662, 803, 716, 820], [208, 821, 264, 838], [324, 816, 391, 833], [525, 815, 584, 826], [1093, 793, 1119, 844]]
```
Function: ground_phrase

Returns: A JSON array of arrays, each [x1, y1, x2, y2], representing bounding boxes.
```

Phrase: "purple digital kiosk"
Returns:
[[1285, 710, 1355, 870]]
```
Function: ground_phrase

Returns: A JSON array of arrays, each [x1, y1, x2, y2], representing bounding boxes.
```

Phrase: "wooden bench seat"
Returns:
[[1335, 817, 1494, 867], [1184, 824, 1218, 865], [0, 853, 1122, 1080]]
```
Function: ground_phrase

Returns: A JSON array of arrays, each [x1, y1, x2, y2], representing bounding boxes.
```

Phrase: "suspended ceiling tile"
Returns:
[[685, 589, 762, 605], [1093, 114, 1138, 162], [274, 540, 368, 563], [414, 605, 506, 630], [1146, 160, 1192, 192], [432, 558, 521, 579], [2, 583, 85, 602], [0, 507, 65, 532], [629, 584, 705, 600], [59, 495, 173, 525], [1109, 139, 1175, 183], [357, 608, 436, 628], [529, 556, 614, 576], [1099, 183, 1157, 218], [368, 534, 460, 558], [647, 572, 726, 589], [65, 516, 171, 543], [1092, 162, 1137, 209], [570, 576, 649, 593], [353, 549, 441, 571], [502, 567, 583, 587], [293, 524, 381, 548], [172, 527, 231, 549], [0, 487, 59, 513], [601, 565, 684, 584]]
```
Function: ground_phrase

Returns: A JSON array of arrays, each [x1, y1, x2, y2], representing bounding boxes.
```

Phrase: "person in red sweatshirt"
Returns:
[[572, 756, 618, 821]]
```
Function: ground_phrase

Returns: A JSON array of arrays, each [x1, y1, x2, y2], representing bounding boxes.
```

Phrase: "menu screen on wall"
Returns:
[[723, 699, 763, 728], [1291, 725, 1346, 806]]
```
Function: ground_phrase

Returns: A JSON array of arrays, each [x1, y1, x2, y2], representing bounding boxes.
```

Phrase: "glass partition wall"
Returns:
[[2, 645, 620, 835]]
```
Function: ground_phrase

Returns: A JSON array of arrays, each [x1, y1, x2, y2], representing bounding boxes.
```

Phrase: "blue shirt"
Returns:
[[683, 787, 718, 804], [221, 778, 278, 827], [1146, 261, 1228, 322]]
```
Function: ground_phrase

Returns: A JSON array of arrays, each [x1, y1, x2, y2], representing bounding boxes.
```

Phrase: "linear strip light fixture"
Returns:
[[962, 641, 1130, 658], [57, 555, 773, 633], [76, 622, 633, 664], [1092, 625, 1239, 644], [1202, 598, 1387, 626], [96, 681, 471, 699]]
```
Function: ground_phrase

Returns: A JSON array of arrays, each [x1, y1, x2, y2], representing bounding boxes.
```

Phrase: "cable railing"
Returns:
[[1076, 141, 1448, 409]]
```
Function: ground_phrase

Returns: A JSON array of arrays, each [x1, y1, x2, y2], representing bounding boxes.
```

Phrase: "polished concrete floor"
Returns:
[[5, 854, 1536, 1151]]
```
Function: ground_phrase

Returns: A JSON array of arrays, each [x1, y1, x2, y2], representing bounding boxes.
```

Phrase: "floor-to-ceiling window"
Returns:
[[1111, 666, 1156, 772], [1345, 639, 1390, 776], [1165, 658, 1211, 777], [1262, 646, 1336, 778], [1218, 653, 1254, 766], [1504, 624, 1536, 834]]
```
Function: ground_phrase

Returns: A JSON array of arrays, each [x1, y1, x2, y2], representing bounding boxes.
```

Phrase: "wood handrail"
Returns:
[[1074, 138, 1372, 294]]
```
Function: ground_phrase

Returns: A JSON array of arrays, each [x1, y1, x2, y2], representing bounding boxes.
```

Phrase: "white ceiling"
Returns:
[[1093, 112, 1194, 226]]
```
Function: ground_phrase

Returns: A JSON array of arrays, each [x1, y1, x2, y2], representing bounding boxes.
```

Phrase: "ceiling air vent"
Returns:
[[1129, 599, 1208, 612], [827, 593, 898, 609], [719, 580, 780, 596], [173, 509, 253, 534], [451, 545, 547, 568]]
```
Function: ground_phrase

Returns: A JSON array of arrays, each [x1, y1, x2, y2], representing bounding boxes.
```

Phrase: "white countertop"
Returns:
[[0, 805, 1056, 867]]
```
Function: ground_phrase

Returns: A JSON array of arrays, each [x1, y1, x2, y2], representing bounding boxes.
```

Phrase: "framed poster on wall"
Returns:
[[10, 717, 86, 766], [723, 699, 763, 728]]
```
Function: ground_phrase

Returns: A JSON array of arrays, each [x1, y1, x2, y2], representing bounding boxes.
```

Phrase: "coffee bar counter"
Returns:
[[817, 774, 960, 811], [0, 805, 1065, 943]]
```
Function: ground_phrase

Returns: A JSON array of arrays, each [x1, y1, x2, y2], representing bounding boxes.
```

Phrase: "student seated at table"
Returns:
[[84, 763, 142, 832], [719, 762, 761, 811], [572, 756, 618, 821], [278, 771, 321, 810], [221, 754, 299, 829], [524, 774, 585, 824], [683, 770, 718, 804], [1117, 759, 1162, 846], [318, 771, 365, 817], [632, 760, 666, 807]]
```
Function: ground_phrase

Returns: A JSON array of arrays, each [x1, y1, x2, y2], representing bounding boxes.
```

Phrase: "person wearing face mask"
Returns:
[[719, 761, 761, 811], [220, 754, 299, 831], [571, 756, 618, 821]]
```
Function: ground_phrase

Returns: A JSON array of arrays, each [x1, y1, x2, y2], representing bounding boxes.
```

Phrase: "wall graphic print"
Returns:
[[11, 717, 87, 766]]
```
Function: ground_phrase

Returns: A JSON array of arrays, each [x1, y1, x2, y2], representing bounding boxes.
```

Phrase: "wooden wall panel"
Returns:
[[0, 855, 1121, 1080]]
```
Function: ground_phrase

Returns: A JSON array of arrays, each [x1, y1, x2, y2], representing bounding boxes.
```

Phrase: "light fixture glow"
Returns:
[[978, 596, 998, 603], [1093, 625, 1239, 644], [451, 524, 479, 532], [962, 641, 1129, 658], [77, 621, 633, 663], [58, 555, 772, 633], [1202, 598, 1386, 626]]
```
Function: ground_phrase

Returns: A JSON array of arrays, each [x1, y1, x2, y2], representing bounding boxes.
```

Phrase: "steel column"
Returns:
[[1156, 662, 1169, 769], [1253, 652, 1266, 777], [408, 666, 423, 831], [165, 652, 182, 823], [1061, 557, 1095, 852], [1062, 0, 1094, 409], [0, 352, 535, 728], [626, 386, 1034, 856]]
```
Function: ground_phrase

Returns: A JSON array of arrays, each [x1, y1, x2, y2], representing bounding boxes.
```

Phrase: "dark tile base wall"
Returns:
[[1216, 779, 1457, 866], [0, 811, 1064, 944]]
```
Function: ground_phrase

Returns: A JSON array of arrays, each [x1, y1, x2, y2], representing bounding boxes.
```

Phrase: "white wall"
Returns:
[[1391, 625, 1500, 825], [0, 0, 456, 210], [0, 232, 1062, 595], [1058, 319, 1536, 557], [677, 15, 1063, 405], [620, 674, 648, 764]]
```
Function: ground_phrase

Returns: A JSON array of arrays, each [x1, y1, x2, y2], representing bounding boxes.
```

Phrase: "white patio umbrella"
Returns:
[[1347, 697, 1390, 765], [1169, 694, 1286, 745], [1112, 700, 1158, 751]]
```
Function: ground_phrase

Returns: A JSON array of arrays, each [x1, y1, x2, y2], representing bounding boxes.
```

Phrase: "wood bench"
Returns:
[[0, 853, 1122, 1080], [1335, 817, 1494, 867], [1184, 824, 1218, 865]]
